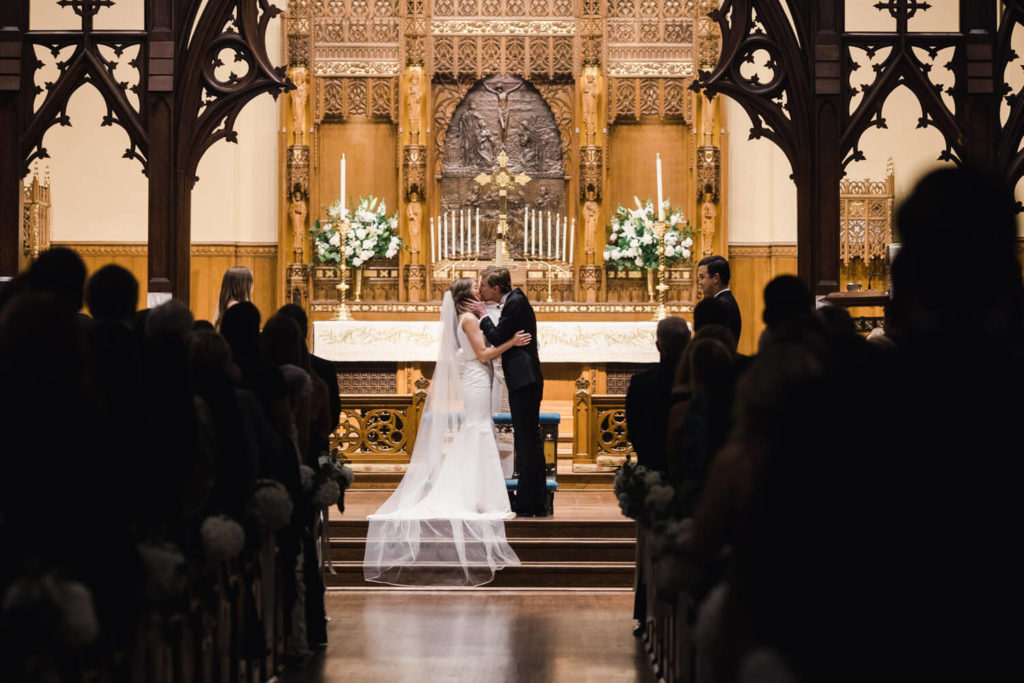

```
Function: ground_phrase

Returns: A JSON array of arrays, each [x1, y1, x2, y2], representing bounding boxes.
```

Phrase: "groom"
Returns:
[[468, 267, 547, 517]]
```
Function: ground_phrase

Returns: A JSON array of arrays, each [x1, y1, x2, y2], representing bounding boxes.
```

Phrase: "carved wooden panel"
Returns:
[[317, 76, 398, 122], [335, 362, 398, 394], [608, 77, 690, 122], [431, 35, 576, 82], [606, 363, 650, 395], [439, 75, 566, 259]]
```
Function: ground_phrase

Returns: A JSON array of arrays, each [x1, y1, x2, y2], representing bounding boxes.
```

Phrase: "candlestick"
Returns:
[[533, 210, 538, 257], [475, 208, 480, 256], [430, 217, 436, 263], [524, 208, 529, 256], [569, 217, 575, 263], [340, 154, 347, 214], [656, 153, 665, 221]]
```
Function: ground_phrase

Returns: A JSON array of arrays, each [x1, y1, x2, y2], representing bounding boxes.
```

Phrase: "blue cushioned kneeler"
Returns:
[[494, 412, 560, 514]]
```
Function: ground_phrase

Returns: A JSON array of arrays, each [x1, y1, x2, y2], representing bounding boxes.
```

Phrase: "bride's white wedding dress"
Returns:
[[363, 294, 520, 586]]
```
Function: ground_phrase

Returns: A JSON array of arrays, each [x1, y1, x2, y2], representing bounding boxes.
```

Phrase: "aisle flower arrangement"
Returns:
[[311, 194, 402, 267], [603, 197, 695, 271]]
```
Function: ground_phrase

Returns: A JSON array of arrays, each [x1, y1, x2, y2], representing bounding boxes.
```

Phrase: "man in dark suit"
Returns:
[[698, 255, 741, 343], [468, 267, 547, 516]]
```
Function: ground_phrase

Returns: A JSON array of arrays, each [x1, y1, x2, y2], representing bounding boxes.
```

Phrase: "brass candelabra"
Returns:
[[652, 220, 669, 321], [335, 219, 353, 321]]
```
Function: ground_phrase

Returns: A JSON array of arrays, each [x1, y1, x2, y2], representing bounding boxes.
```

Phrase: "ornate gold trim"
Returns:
[[430, 20, 577, 36], [53, 242, 278, 257], [313, 61, 401, 77], [606, 61, 695, 77], [310, 301, 694, 314], [728, 243, 798, 258]]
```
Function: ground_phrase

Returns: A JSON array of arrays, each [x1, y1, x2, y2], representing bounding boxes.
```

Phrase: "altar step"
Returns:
[[350, 469, 615, 491], [324, 518, 636, 589]]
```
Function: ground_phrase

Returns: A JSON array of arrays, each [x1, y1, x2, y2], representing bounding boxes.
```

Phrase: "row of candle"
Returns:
[[523, 210, 574, 262], [430, 209, 480, 262]]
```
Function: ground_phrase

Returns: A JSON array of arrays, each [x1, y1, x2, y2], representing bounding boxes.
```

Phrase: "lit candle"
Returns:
[[547, 211, 552, 259], [430, 217, 435, 263], [569, 217, 575, 263], [656, 153, 665, 221], [340, 153, 347, 214], [475, 208, 480, 256]]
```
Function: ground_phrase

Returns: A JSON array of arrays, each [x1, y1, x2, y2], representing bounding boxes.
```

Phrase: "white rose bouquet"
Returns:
[[603, 197, 695, 271], [311, 194, 403, 267]]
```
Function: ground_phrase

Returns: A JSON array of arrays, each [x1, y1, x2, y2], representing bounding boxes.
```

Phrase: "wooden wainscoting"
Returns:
[[727, 243, 798, 355], [52, 242, 278, 323]]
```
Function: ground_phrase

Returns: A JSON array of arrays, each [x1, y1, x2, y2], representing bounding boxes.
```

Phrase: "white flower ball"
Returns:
[[313, 480, 341, 508], [247, 479, 294, 533], [682, 236, 694, 248], [339, 464, 355, 487], [200, 515, 245, 563], [138, 541, 186, 601], [681, 248, 691, 259], [300, 465, 315, 492], [665, 245, 676, 257]]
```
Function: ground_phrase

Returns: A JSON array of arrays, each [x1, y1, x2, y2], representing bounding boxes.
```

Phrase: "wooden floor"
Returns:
[[281, 591, 654, 683], [332, 489, 623, 522]]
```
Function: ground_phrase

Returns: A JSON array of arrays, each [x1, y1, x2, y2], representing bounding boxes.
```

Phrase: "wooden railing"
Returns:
[[574, 376, 636, 467]]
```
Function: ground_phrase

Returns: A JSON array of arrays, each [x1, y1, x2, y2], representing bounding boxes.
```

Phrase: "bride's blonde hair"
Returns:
[[449, 278, 475, 315]]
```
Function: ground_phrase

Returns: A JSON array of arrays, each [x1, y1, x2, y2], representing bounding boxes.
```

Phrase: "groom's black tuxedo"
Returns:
[[480, 288, 547, 514]]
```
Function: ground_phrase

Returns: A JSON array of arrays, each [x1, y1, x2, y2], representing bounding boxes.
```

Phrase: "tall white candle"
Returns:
[[524, 208, 529, 255], [475, 208, 480, 255], [441, 214, 446, 259], [430, 217, 436, 263], [450, 212, 455, 258], [340, 154, 347, 214], [569, 217, 575, 263], [547, 212, 552, 259], [533, 210, 538, 257], [554, 216, 561, 261], [656, 153, 665, 221]]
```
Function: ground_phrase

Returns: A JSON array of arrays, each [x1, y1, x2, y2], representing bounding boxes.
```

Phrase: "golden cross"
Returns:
[[473, 151, 531, 198]]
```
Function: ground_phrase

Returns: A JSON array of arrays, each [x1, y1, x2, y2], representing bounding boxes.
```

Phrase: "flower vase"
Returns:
[[354, 267, 363, 302], [646, 268, 656, 303]]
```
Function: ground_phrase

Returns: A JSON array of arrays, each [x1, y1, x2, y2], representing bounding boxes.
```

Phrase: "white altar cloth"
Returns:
[[313, 319, 660, 363]]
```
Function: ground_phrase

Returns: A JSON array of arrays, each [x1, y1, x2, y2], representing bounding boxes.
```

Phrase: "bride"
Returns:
[[363, 278, 531, 586]]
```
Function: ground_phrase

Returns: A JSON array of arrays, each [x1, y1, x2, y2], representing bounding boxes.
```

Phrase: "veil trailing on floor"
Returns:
[[363, 292, 519, 586]]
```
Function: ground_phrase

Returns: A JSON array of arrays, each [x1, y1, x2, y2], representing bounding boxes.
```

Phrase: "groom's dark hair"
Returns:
[[482, 267, 512, 294]]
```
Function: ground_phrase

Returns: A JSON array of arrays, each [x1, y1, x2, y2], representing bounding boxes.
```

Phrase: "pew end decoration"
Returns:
[[603, 198, 694, 272]]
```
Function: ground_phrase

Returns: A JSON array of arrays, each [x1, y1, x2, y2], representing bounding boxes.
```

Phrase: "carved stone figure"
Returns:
[[289, 66, 308, 135], [407, 193, 423, 260], [701, 193, 717, 255], [583, 197, 600, 264], [483, 78, 524, 145], [407, 66, 423, 144], [581, 66, 599, 141], [289, 189, 308, 256]]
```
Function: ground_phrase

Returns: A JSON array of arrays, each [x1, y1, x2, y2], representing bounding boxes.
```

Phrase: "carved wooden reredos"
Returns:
[[283, 0, 723, 306]]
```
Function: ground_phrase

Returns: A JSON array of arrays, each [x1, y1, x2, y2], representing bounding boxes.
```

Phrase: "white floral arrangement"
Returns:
[[247, 479, 294, 533], [200, 515, 246, 562], [138, 540, 186, 601], [603, 197, 695, 271], [313, 479, 341, 509], [2, 575, 99, 647], [311, 194, 403, 267]]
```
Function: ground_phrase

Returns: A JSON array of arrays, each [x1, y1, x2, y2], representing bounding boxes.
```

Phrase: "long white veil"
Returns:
[[363, 292, 519, 586]]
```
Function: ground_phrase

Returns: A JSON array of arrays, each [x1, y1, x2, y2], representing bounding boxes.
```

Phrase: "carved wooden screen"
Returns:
[[839, 164, 894, 268], [440, 75, 565, 258]]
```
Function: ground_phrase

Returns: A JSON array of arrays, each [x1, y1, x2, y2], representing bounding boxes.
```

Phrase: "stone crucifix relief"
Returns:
[[482, 77, 524, 146]]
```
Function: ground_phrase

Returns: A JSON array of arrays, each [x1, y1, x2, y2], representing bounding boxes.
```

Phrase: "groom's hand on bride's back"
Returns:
[[467, 299, 488, 318]]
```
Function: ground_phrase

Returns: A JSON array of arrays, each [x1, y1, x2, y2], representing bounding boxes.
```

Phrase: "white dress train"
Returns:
[[363, 302, 520, 586]]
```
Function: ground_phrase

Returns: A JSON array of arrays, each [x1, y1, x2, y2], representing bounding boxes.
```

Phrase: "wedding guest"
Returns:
[[697, 255, 741, 342], [214, 265, 254, 330], [277, 303, 340, 454]]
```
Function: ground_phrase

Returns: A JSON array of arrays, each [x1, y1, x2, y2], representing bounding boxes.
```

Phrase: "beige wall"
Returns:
[[32, 0, 284, 246]]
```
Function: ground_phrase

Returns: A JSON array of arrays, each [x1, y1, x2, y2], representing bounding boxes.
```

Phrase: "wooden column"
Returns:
[[961, 1, 998, 172], [0, 1, 26, 280], [146, 1, 183, 304], [806, 0, 842, 297]]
